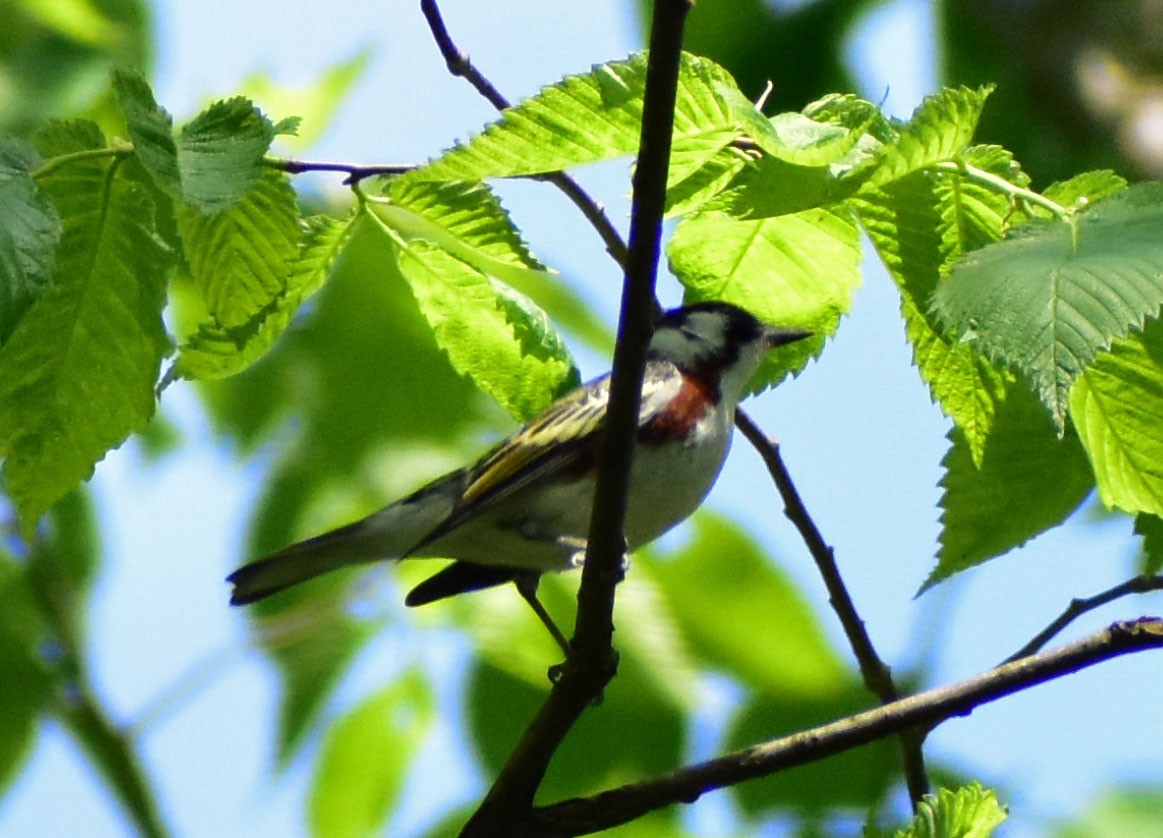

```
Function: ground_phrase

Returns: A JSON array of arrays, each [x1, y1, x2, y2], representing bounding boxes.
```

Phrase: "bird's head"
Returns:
[[648, 302, 812, 401]]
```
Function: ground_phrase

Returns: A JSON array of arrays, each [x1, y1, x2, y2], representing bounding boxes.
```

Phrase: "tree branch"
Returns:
[[418, 0, 629, 266], [734, 411, 930, 803], [265, 156, 416, 183], [455, 1, 692, 834], [526, 618, 1163, 836], [1005, 573, 1163, 663]]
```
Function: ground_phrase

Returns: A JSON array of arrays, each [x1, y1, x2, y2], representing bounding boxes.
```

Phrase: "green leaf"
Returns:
[[369, 181, 579, 420], [0, 558, 52, 793], [1069, 321, 1163, 517], [857, 145, 1025, 463], [177, 167, 300, 329], [111, 69, 180, 193], [376, 178, 609, 352], [1135, 513, 1163, 575], [0, 137, 61, 344], [897, 783, 1007, 838], [863, 86, 993, 189], [173, 212, 354, 381], [308, 671, 433, 838], [1042, 169, 1128, 211], [407, 52, 743, 182], [0, 124, 170, 532], [641, 512, 847, 695], [933, 182, 1163, 430], [176, 96, 276, 212], [1054, 788, 1163, 838], [668, 205, 861, 389], [928, 384, 1093, 590]]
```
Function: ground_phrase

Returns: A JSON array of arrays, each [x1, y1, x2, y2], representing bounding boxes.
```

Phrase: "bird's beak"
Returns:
[[764, 325, 814, 350]]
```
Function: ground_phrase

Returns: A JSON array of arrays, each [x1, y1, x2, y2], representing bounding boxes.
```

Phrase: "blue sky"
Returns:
[[2, 1, 1160, 836]]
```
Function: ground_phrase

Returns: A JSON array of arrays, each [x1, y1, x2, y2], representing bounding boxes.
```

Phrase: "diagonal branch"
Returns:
[[527, 618, 1163, 836], [734, 411, 931, 803], [418, 0, 628, 267], [1005, 573, 1163, 663], [425, 1, 692, 834]]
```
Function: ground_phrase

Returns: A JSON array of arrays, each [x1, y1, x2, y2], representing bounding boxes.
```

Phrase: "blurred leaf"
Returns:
[[1070, 320, 1163, 518], [933, 182, 1163, 430], [177, 168, 300, 329], [727, 686, 898, 818], [898, 783, 1007, 838], [641, 513, 847, 696], [928, 384, 1093, 591], [1134, 513, 1163, 576], [241, 48, 374, 152], [466, 657, 685, 804], [308, 670, 433, 838], [0, 557, 52, 794], [1053, 787, 1163, 838], [0, 120, 170, 533], [668, 204, 861, 389], [173, 211, 353, 381], [0, 137, 60, 344]]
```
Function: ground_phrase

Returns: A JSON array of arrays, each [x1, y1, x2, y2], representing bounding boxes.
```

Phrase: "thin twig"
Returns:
[[265, 156, 416, 183], [525, 618, 1163, 836], [455, 1, 692, 834], [734, 410, 930, 803], [1005, 573, 1163, 663], [418, 0, 629, 267]]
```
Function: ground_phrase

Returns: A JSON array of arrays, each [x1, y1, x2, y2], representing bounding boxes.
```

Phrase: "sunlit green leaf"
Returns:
[[898, 783, 1007, 838], [0, 137, 60, 343], [0, 121, 170, 532], [928, 384, 1093, 590], [1070, 321, 1163, 517], [177, 96, 276, 212]]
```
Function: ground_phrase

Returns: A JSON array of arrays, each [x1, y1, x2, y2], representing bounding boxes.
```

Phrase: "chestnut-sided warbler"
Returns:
[[228, 302, 809, 648]]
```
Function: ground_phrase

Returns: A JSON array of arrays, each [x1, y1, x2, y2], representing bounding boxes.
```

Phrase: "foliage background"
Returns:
[[1, 0, 1162, 836]]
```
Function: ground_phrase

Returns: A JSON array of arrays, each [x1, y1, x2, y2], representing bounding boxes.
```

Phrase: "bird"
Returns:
[[227, 301, 811, 652]]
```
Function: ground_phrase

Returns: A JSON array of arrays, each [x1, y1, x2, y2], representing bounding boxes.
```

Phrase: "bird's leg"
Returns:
[[513, 572, 572, 661]]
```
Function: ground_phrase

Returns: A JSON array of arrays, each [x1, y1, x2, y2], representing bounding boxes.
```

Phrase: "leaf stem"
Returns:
[[264, 156, 417, 183], [934, 161, 1072, 221], [33, 142, 134, 180]]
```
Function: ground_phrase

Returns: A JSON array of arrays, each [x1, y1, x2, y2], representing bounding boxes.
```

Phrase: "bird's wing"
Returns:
[[407, 361, 681, 554]]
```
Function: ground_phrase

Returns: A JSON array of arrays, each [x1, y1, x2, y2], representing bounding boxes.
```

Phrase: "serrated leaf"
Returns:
[[898, 783, 1007, 838], [177, 168, 300, 329], [641, 512, 847, 695], [173, 212, 354, 381], [368, 182, 580, 420], [0, 137, 61, 343], [668, 205, 861, 389], [406, 52, 743, 182], [857, 145, 1024, 462], [111, 69, 181, 193], [863, 86, 993, 190], [391, 238, 577, 421], [308, 670, 432, 838], [928, 384, 1093, 591], [934, 182, 1163, 430], [1069, 321, 1163, 517], [177, 96, 275, 211], [379, 178, 609, 352], [0, 131, 171, 532], [1042, 169, 1127, 212]]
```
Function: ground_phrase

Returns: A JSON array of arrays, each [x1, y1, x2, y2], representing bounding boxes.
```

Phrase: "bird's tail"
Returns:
[[227, 519, 393, 605]]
